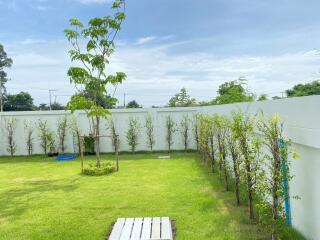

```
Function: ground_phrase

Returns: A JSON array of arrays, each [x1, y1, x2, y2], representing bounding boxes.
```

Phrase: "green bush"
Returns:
[[82, 161, 116, 176]]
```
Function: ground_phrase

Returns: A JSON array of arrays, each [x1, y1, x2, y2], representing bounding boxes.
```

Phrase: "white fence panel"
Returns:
[[0, 95, 319, 239]]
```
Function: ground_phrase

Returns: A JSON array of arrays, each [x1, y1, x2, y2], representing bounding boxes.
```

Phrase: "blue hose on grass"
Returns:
[[56, 154, 76, 161]]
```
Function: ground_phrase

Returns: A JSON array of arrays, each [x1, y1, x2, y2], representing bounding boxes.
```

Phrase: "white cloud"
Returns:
[[136, 36, 157, 45], [4, 38, 320, 106], [0, 0, 48, 12], [31, 5, 47, 11], [135, 35, 175, 45], [75, 0, 112, 4]]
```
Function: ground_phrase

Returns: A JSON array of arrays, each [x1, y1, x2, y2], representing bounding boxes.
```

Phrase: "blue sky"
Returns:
[[0, 0, 319, 106]]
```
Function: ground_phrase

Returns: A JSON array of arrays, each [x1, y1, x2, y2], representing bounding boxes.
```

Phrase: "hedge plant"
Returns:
[[126, 117, 140, 153], [83, 161, 116, 176]]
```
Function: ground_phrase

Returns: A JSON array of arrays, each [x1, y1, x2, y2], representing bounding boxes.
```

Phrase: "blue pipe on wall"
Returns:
[[279, 138, 292, 225]]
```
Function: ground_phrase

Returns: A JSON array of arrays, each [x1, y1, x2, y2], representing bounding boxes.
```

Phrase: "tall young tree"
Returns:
[[24, 120, 34, 156], [69, 116, 81, 153], [65, 0, 126, 167], [57, 116, 68, 153], [165, 115, 176, 151], [0, 44, 13, 112], [227, 117, 241, 205], [213, 114, 229, 191], [107, 117, 119, 153], [180, 115, 190, 151], [144, 114, 155, 151], [198, 115, 212, 166], [37, 120, 51, 155], [3, 117, 16, 156], [126, 117, 140, 153], [231, 110, 261, 220], [192, 114, 200, 151], [257, 113, 298, 239]]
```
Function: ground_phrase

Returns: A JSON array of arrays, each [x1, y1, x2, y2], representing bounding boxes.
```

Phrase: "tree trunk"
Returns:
[[80, 136, 84, 173], [95, 116, 101, 168], [222, 151, 229, 191], [210, 137, 215, 173], [115, 135, 119, 171], [271, 141, 281, 240], [230, 146, 240, 205], [61, 134, 65, 154], [245, 156, 254, 220]]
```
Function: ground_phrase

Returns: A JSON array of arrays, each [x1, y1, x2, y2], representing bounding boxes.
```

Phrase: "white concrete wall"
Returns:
[[0, 95, 319, 239]]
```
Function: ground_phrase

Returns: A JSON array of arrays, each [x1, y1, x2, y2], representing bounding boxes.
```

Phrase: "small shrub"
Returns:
[[37, 119, 57, 156], [69, 116, 81, 153], [47, 131, 57, 155], [165, 115, 176, 152], [57, 116, 68, 153], [107, 117, 120, 153], [180, 115, 190, 151], [126, 117, 140, 153], [37, 120, 50, 155], [3, 117, 17, 157], [192, 114, 200, 151], [24, 120, 34, 156], [144, 114, 155, 151], [82, 161, 116, 176]]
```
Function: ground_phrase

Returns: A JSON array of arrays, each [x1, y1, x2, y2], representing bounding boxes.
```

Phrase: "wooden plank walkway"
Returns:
[[108, 217, 173, 240]]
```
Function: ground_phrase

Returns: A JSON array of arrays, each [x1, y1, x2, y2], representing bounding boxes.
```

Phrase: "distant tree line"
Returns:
[[1, 42, 320, 112], [168, 78, 320, 107], [2, 79, 320, 111]]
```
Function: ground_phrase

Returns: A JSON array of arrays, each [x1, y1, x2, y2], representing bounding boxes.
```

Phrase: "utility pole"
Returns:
[[49, 89, 57, 110], [123, 92, 126, 108]]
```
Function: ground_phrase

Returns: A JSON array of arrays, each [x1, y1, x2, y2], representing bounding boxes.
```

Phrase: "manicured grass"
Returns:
[[0, 153, 302, 240]]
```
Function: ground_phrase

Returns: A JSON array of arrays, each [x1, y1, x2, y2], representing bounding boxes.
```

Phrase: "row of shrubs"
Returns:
[[194, 110, 299, 239], [1, 114, 198, 156], [1, 116, 79, 156]]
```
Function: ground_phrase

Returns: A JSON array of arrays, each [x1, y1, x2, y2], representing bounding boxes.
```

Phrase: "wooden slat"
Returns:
[[140, 217, 152, 239], [151, 217, 161, 239], [109, 218, 126, 240], [130, 218, 143, 239], [119, 218, 134, 240], [161, 217, 173, 240], [109, 217, 173, 240]]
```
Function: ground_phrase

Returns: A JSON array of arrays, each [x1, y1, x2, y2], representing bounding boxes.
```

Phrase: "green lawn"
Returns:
[[0, 152, 301, 240]]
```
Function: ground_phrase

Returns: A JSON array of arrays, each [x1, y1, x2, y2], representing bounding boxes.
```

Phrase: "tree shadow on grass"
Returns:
[[0, 178, 80, 221], [0, 155, 58, 164], [192, 157, 270, 239]]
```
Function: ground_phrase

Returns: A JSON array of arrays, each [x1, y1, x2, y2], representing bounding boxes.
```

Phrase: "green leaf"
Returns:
[[87, 40, 97, 52], [64, 29, 79, 41], [70, 18, 84, 28], [67, 67, 91, 84], [66, 95, 93, 112], [112, 0, 124, 9], [115, 12, 126, 21], [88, 105, 110, 118]]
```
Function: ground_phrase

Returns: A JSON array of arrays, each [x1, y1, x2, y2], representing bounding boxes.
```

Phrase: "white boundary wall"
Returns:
[[0, 95, 319, 239]]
